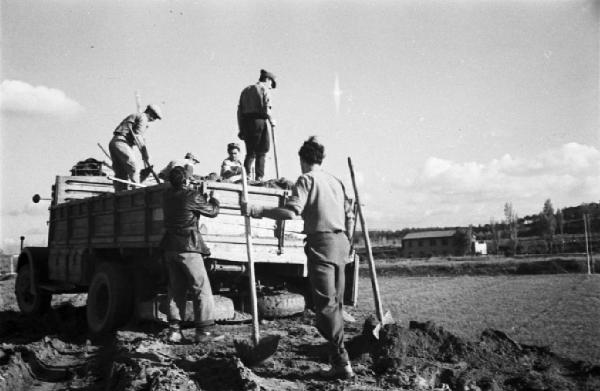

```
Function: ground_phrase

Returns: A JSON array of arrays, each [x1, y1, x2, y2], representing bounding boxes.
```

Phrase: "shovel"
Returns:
[[347, 157, 394, 339], [270, 124, 280, 179], [233, 166, 281, 366]]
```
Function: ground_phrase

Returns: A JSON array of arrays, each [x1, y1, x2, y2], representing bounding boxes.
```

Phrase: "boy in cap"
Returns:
[[220, 142, 243, 182], [237, 69, 277, 181], [160, 165, 224, 343], [109, 104, 162, 191]]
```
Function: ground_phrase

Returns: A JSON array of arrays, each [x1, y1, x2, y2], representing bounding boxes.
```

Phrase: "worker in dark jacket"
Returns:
[[160, 165, 223, 343], [237, 69, 277, 181], [109, 104, 162, 191], [241, 136, 355, 379]]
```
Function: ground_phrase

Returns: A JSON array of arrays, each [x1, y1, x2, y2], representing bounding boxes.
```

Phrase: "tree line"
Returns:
[[361, 200, 599, 255]]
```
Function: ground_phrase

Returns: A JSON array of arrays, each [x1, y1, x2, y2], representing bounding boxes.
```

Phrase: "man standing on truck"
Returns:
[[237, 69, 277, 181], [160, 165, 224, 343], [109, 104, 162, 191], [241, 136, 355, 379]]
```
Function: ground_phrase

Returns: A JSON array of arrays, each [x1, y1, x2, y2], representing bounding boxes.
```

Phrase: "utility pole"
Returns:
[[584, 214, 591, 274], [135, 90, 142, 113]]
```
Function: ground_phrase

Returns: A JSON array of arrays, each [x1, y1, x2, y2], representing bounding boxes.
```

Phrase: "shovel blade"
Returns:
[[140, 166, 153, 182], [372, 311, 395, 340], [234, 334, 281, 366]]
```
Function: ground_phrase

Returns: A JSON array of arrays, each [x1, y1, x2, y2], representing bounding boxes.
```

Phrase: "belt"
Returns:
[[166, 227, 198, 236], [305, 230, 345, 238], [112, 134, 132, 144], [242, 113, 269, 120]]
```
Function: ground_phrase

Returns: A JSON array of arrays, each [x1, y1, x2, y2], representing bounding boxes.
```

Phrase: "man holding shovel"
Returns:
[[241, 136, 355, 379], [237, 69, 277, 181], [109, 104, 162, 191]]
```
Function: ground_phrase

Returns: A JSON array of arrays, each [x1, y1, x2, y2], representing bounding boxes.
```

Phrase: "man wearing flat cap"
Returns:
[[237, 69, 277, 181], [160, 164, 224, 343], [159, 152, 199, 181], [109, 104, 162, 191]]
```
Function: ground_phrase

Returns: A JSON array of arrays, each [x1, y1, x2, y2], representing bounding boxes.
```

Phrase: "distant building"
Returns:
[[402, 229, 475, 258], [474, 240, 487, 255]]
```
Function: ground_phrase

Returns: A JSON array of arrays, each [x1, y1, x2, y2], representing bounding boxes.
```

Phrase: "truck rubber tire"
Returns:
[[15, 263, 51, 316], [86, 263, 133, 335], [213, 295, 235, 322], [257, 292, 305, 319]]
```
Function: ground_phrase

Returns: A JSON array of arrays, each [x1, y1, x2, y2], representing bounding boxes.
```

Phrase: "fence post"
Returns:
[[584, 214, 591, 274]]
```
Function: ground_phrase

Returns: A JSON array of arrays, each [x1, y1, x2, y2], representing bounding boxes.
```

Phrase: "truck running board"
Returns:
[[38, 282, 78, 293]]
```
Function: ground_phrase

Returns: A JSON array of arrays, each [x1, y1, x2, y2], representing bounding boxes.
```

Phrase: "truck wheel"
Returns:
[[15, 263, 51, 316], [213, 295, 235, 322], [86, 263, 133, 335], [257, 292, 305, 319]]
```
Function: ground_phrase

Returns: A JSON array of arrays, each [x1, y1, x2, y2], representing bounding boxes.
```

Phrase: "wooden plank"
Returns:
[[71, 217, 89, 239], [93, 213, 114, 236], [53, 176, 113, 205], [119, 210, 146, 235], [203, 234, 304, 247], [203, 181, 289, 197], [209, 243, 306, 264]]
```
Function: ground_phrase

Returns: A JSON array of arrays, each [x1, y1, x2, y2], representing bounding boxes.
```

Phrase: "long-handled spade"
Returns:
[[234, 167, 281, 366], [348, 157, 394, 338]]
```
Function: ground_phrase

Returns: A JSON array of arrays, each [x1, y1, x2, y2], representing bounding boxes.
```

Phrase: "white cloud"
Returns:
[[2, 202, 49, 217], [0, 80, 84, 118], [374, 143, 600, 228]]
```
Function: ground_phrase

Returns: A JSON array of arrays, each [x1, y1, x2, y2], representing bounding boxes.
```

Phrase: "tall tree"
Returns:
[[556, 208, 564, 253], [490, 217, 500, 254], [454, 229, 472, 256], [504, 202, 519, 255], [540, 199, 557, 253]]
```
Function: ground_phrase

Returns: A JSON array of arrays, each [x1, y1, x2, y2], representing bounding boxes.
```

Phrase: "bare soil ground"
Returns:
[[1, 269, 599, 390]]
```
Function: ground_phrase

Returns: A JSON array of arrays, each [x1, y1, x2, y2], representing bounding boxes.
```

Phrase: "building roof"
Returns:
[[402, 230, 456, 240]]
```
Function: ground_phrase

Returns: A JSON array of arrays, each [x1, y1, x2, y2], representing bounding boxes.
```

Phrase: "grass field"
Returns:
[[354, 273, 600, 364]]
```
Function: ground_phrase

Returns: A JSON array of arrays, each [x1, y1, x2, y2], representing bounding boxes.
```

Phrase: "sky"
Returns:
[[1, 0, 599, 253]]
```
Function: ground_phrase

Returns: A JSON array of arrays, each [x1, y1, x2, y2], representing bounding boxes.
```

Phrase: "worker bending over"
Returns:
[[242, 136, 355, 379], [109, 104, 162, 191]]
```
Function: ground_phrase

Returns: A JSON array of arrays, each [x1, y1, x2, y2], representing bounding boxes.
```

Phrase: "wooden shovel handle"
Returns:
[[348, 157, 384, 322], [241, 167, 260, 345]]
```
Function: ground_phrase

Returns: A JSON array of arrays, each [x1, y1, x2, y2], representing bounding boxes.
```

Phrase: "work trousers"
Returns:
[[241, 118, 270, 180], [108, 136, 136, 192], [164, 251, 216, 328], [305, 232, 350, 365]]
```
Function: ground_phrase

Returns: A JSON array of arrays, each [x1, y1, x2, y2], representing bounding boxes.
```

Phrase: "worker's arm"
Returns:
[[241, 175, 308, 220], [191, 192, 220, 218], [128, 114, 150, 160], [241, 202, 297, 220], [237, 103, 243, 134], [263, 86, 276, 128], [221, 160, 242, 179], [344, 195, 355, 241]]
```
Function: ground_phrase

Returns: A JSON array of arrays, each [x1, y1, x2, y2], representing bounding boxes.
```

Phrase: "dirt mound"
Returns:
[[347, 316, 600, 390]]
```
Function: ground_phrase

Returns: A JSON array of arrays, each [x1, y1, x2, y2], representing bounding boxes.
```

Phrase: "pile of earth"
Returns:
[[346, 317, 600, 390]]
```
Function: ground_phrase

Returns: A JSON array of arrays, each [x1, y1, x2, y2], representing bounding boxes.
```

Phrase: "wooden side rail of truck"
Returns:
[[15, 176, 359, 334]]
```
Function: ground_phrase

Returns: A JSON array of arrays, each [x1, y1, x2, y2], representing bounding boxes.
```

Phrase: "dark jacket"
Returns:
[[160, 187, 219, 255]]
